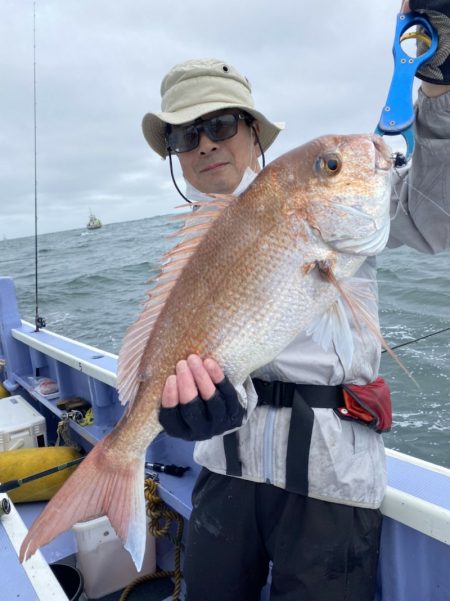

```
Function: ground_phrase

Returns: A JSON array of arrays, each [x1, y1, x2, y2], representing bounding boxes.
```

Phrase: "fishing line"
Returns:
[[382, 325, 450, 353], [392, 163, 450, 219], [378, 164, 450, 356], [406, 181, 450, 218], [33, 0, 45, 332], [384, 171, 449, 352]]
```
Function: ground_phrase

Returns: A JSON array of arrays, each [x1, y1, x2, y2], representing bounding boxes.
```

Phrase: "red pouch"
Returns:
[[336, 377, 392, 433]]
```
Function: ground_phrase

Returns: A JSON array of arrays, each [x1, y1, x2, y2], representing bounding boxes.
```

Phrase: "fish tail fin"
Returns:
[[19, 436, 147, 569]]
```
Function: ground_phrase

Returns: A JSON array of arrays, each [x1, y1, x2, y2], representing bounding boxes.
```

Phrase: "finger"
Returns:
[[176, 360, 199, 404], [400, 0, 410, 12], [187, 354, 216, 400], [161, 374, 179, 408], [203, 357, 226, 385]]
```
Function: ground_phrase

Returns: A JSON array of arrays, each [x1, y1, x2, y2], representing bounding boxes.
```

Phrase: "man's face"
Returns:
[[174, 110, 261, 195]]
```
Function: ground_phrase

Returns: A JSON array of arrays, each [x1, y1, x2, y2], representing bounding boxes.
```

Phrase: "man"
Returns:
[[141, 1, 450, 598]]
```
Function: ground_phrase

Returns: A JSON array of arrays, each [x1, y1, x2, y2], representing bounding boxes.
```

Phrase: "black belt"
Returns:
[[253, 379, 342, 409], [223, 379, 343, 495]]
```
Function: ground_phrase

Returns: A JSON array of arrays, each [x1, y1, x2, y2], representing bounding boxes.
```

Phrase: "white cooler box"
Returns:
[[0, 395, 47, 451], [73, 515, 156, 599]]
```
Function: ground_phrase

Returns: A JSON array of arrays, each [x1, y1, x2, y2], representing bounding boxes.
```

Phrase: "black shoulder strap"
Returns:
[[223, 431, 242, 476]]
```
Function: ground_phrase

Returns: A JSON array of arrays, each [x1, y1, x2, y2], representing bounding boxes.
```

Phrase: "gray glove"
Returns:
[[410, 0, 450, 84]]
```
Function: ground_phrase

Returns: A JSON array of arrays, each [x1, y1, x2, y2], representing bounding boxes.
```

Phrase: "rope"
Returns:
[[78, 407, 94, 426], [119, 477, 184, 601]]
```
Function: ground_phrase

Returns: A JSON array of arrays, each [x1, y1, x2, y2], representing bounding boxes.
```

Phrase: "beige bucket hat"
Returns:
[[142, 58, 284, 158]]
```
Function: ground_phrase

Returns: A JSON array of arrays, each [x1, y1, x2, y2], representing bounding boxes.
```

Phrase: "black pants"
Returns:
[[183, 469, 382, 601]]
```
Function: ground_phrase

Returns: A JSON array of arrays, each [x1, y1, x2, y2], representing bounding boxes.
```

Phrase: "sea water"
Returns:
[[1, 216, 449, 468]]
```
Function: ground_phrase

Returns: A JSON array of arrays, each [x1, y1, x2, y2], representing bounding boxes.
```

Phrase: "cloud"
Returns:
[[0, 0, 403, 239]]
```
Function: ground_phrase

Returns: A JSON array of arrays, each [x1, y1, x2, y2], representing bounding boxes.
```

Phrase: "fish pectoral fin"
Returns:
[[19, 437, 148, 571], [339, 278, 417, 385], [306, 298, 354, 372], [315, 274, 417, 385]]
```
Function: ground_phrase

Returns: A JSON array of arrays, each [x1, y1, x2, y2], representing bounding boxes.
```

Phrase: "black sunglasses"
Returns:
[[166, 112, 253, 154]]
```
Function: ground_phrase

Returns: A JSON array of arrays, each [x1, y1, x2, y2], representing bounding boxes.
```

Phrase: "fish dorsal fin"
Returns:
[[117, 196, 237, 406]]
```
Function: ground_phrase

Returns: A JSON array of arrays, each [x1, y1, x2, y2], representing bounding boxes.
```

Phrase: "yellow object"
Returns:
[[0, 383, 9, 399], [400, 31, 432, 49], [0, 446, 81, 503], [78, 408, 94, 427]]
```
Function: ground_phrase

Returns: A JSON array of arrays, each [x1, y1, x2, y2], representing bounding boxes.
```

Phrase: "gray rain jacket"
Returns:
[[193, 89, 450, 509]]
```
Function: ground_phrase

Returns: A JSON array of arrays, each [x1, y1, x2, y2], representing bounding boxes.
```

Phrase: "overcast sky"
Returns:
[[1, 0, 409, 240]]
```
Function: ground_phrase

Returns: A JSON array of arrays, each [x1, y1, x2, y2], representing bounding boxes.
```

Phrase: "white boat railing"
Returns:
[[12, 321, 117, 387], [0, 491, 69, 601]]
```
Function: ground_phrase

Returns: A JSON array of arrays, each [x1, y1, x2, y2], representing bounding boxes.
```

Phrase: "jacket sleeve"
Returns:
[[388, 89, 450, 253]]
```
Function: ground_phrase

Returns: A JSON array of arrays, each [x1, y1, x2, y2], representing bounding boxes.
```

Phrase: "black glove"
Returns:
[[410, 0, 450, 84], [158, 376, 245, 441]]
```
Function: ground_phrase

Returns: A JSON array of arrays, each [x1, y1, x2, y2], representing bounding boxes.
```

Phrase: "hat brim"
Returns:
[[142, 102, 284, 159]]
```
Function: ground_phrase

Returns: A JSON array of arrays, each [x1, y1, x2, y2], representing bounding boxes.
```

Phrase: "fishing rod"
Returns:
[[0, 456, 84, 495], [382, 325, 450, 353], [33, 0, 46, 332], [0, 457, 190, 497]]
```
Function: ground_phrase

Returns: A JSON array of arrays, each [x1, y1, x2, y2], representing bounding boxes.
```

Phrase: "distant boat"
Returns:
[[86, 211, 102, 230]]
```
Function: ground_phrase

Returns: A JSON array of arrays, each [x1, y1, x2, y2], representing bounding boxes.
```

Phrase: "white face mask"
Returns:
[[233, 167, 259, 196], [185, 167, 258, 202]]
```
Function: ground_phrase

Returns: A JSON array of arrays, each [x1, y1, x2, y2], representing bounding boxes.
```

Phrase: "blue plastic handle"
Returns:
[[375, 12, 438, 160]]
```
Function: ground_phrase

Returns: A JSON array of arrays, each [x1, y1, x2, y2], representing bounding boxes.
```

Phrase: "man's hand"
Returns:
[[402, 0, 450, 94], [159, 355, 245, 441]]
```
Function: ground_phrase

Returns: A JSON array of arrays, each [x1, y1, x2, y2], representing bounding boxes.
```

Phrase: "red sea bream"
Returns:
[[20, 133, 392, 568]]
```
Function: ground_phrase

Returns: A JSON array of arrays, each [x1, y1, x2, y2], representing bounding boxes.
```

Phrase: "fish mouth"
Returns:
[[372, 135, 393, 171]]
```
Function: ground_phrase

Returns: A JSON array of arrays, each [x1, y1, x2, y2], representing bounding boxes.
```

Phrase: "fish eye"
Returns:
[[315, 153, 342, 176]]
